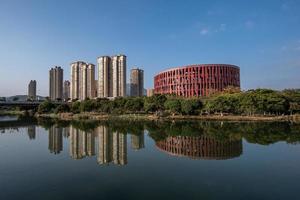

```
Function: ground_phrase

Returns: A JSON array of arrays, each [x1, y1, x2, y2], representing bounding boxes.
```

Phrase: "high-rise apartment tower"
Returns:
[[130, 68, 144, 97], [70, 61, 95, 100], [28, 80, 37, 100], [97, 55, 126, 98], [49, 66, 63, 101], [63, 80, 70, 101]]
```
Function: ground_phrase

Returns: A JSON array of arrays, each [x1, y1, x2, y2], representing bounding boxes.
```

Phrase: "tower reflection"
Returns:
[[156, 135, 242, 160], [131, 133, 145, 150], [69, 126, 95, 159], [96, 126, 127, 165], [48, 126, 63, 154], [27, 126, 36, 140]]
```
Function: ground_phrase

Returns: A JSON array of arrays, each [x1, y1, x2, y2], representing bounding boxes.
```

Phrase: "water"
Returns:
[[0, 116, 300, 200]]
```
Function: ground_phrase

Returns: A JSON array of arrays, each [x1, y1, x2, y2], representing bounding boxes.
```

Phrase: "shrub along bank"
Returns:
[[37, 89, 300, 116]]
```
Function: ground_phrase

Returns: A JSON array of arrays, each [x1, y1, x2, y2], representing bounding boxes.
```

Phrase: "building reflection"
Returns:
[[48, 126, 63, 154], [156, 135, 242, 160], [27, 126, 36, 140], [44, 125, 146, 165], [69, 126, 95, 159], [96, 126, 127, 165], [131, 133, 145, 150], [63, 127, 70, 138]]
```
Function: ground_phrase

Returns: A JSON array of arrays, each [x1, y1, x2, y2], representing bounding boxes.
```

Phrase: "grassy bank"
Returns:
[[0, 110, 26, 116]]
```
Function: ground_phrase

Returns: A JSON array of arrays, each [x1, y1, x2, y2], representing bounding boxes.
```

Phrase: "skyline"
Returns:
[[0, 0, 300, 96]]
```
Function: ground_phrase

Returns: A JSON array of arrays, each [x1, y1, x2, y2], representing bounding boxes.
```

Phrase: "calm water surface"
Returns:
[[0, 115, 300, 200]]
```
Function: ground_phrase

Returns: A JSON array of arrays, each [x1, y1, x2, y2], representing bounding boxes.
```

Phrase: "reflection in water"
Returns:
[[69, 126, 95, 159], [2, 119, 300, 199], [48, 126, 63, 154], [156, 136, 242, 160], [3, 118, 300, 165], [97, 126, 127, 165], [27, 126, 36, 140], [131, 133, 145, 150], [63, 127, 70, 138]]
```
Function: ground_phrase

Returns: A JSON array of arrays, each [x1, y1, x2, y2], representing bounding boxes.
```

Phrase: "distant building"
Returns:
[[130, 68, 144, 97], [70, 61, 96, 100], [28, 80, 36, 100], [154, 64, 240, 97], [97, 55, 126, 98], [94, 80, 98, 97], [126, 83, 131, 96], [63, 80, 70, 101], [85, 63, 96, 99], [49, 66, 63, 101], [146, 88, 154, 97]]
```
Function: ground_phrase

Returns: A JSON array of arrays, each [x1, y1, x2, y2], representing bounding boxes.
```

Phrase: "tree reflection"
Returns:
[[1, 118, 300, 164]]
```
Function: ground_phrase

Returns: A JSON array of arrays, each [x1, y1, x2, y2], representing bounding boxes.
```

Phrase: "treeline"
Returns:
[[206, 89, 300, 115], [37, 89, 300, 116]]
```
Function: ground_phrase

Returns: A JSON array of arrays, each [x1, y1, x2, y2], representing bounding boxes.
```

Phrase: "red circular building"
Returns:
[[154, 64, 240, 97]]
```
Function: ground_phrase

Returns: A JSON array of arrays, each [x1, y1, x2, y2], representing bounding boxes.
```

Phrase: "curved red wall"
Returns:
[[154, 64, 240, 97]]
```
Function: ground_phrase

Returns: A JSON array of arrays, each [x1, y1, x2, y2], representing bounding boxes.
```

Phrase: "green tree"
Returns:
[[124, 97, 144, 112], [206, 94, 239, 114], [54, 104, 70, 113], [164, 99, 181, 114], [100, 101, 114, 113], [283, 89, 300, 114], [181, 99, 203, 115], [38, 101, 56, 113], [80, 99, 95, 112], [144, 94, 167, 112], [239, 92, 257, 115], [71, 101, 81, 114]]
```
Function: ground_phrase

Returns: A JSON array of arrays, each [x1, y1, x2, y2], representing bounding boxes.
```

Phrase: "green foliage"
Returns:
[[80, 99, 95, 112], [38, 101, 56, 113], [164, 99, 181, 114], [206, 94, 240, 114], [54, 104, 70, 114], [124, 97, 144, 112], [71, 101, 81, 114], [144, 94, 167, 112], [205, 89, 291, 115], [282, 89, 300, 113], [181, 99, 203, 115], [35, 88, 299, 116], [114, 97, 128, 108]]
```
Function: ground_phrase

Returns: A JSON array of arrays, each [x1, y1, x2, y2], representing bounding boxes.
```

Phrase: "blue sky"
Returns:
[[0, 0, 299, 96]]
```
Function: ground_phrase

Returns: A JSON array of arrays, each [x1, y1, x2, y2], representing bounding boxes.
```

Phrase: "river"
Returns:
[[0, 116, 300, 200]]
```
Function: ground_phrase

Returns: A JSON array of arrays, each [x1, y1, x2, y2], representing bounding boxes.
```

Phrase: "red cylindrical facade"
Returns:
[[154, 64, 240, 97]]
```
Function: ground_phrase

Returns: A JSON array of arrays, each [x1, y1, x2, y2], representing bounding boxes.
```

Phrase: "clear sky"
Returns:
[[0, 0, 299, 96]]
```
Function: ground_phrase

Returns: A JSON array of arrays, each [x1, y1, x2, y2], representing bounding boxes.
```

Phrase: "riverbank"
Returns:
[[34, 112, 300, 123], [0, 110, 26, 116]]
